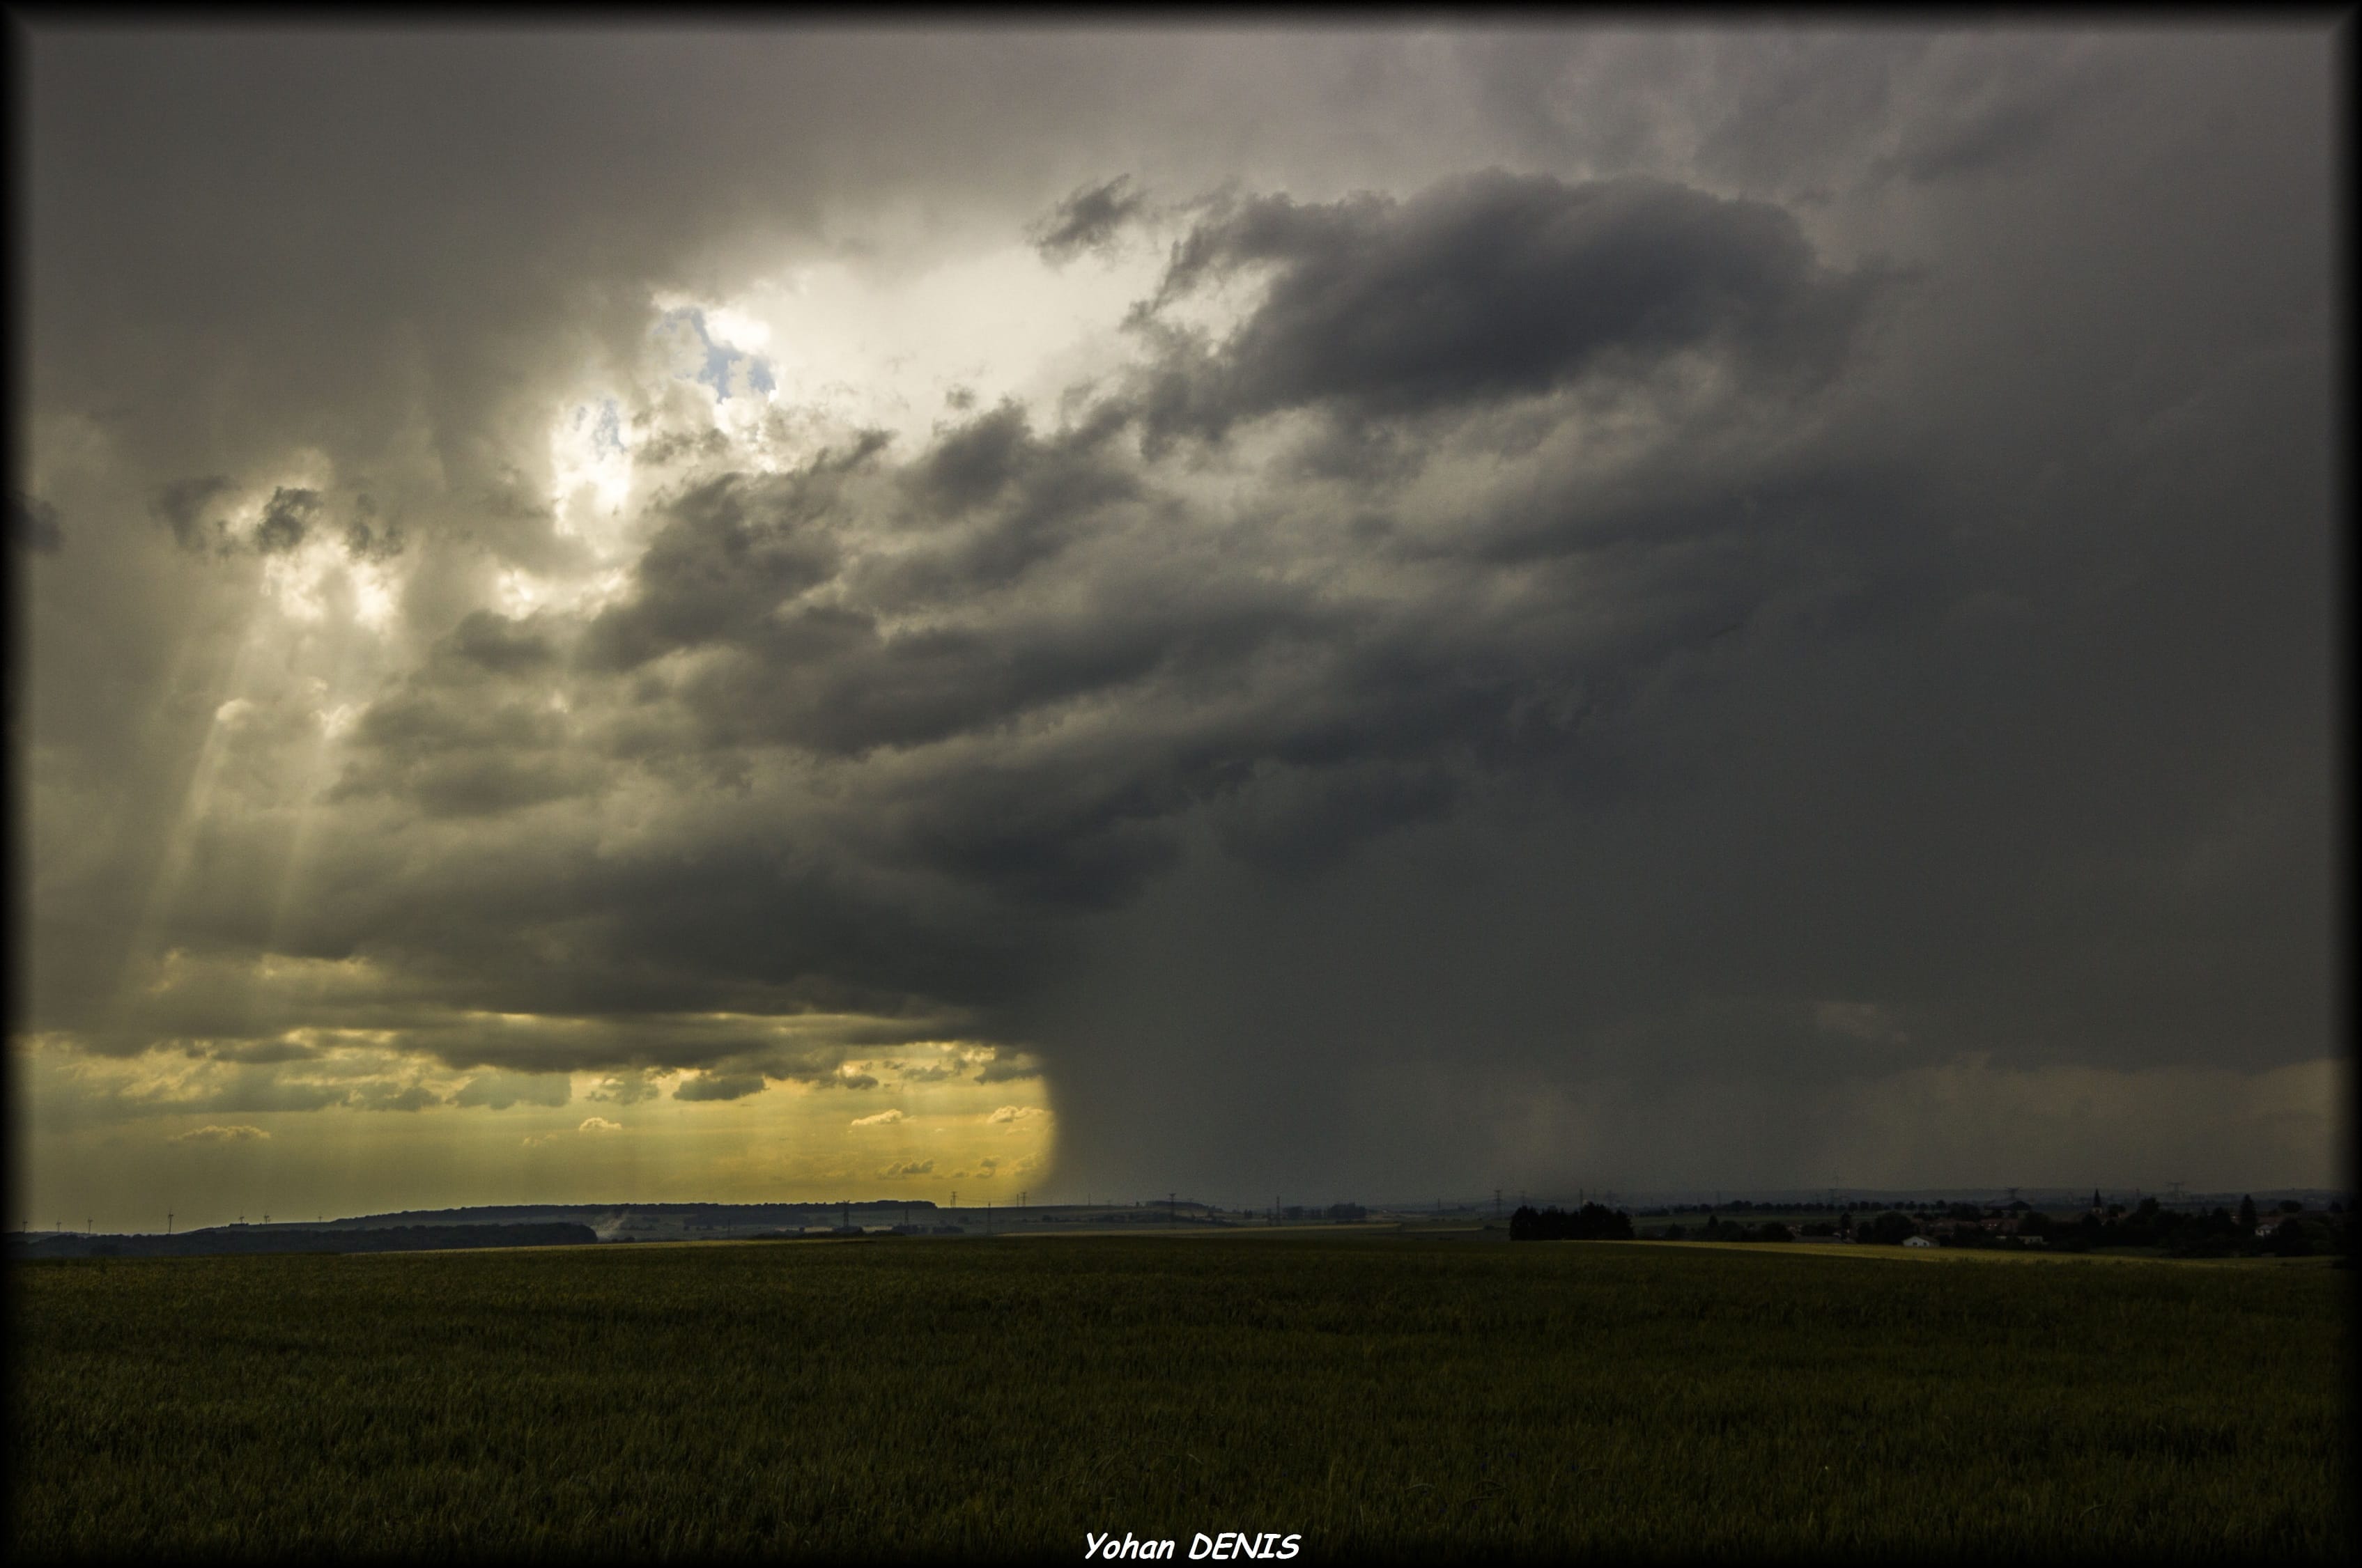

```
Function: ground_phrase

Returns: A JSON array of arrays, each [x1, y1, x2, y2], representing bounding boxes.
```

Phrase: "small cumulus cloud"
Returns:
[[850, 1108, 907, 1128], [578, 1116, 624, 1134], [881, 1158, 935, 1177], [170, 1124, 268, 1144], [987, 1104, 1049, 1126]]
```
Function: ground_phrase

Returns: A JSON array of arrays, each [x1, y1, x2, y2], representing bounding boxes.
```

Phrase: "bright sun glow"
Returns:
[[495, 566, 545, 617], [260, 531, 391, 628], [350, 559, 396, 629], [663, 239, 1175, 458], [549, 396, 635, 544]]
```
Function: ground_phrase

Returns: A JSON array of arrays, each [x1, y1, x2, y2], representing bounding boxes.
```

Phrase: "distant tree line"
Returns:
[[1828, 1197, 2349, 1258], [1637, 1198, 1844, 1215], [1512, 1190, 2356, 1261], [2021, 1196, 2336, 1258], [1510, 1203, 1634, 1241]]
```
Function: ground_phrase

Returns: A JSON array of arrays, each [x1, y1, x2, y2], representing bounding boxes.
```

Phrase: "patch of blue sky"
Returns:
[[656, 306, 777, 405], [567, 397, 627, 458], [590, 398, 625, 458]]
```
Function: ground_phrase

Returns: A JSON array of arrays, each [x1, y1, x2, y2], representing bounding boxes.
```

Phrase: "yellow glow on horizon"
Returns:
[[15, 1025, 1055, 1229]]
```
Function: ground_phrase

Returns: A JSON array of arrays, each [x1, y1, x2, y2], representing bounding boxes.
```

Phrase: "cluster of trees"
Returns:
[[1856, 1211, 1924, 1246], [2023, 1195, 2329, 1258], [1509, 1203, 1634, 1241]]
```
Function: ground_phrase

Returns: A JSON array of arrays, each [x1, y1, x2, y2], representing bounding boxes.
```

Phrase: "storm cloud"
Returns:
[[1031, 176, 1150, 263], [20, 26, 2338, 1214], [1134, 171, 1875, 439]]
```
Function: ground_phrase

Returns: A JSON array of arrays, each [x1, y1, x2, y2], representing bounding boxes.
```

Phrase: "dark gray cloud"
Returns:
[[1031, 176, 1149, 262], [446, 611, 559, 676], [187, 1038, 322, 1066], [973, 1055, 1044, 1085], [12, 492, 63, 553], [341, 500, 407, 564], [152, 475, 236, 553], [585, 467, 855, 671], [1876, 41, 2120, 184], [451, 1071, 573, 1111], [254, 487, 322, 555], [1135, 173, 1874, 441], [587, 1071, 661, 1105], [672, 1071, 767, 1102], [356, 1083, 445, 1112], [330, 683, 600, 818], [22, 28, 2336, 1203]]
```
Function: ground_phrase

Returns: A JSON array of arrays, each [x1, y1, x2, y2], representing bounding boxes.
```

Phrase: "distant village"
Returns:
[[1512, 1191, 2350, 1259]]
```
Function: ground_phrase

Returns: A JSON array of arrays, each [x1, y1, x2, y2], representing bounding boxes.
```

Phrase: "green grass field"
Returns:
[[13, 1234, 2349, 1561]]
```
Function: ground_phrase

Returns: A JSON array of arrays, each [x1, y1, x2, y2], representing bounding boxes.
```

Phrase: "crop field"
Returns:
[[13, 1234, 2349, 1561]]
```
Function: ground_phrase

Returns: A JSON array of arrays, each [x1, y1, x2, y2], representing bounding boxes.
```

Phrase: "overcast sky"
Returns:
[[15, 24, 2342, 1228]]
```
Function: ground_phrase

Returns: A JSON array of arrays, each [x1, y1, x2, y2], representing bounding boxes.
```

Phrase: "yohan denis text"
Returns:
[[1086, 1530, 1303, 1560]]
